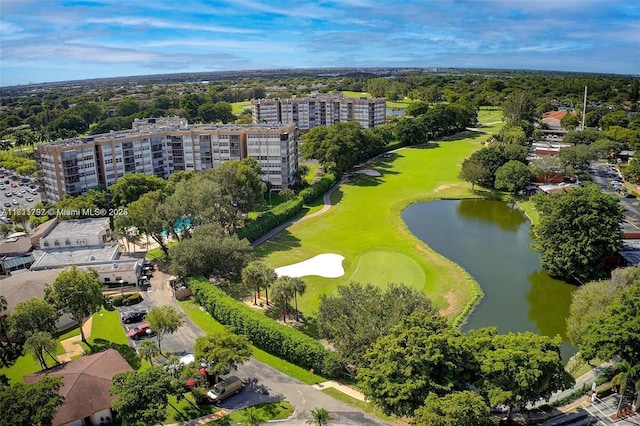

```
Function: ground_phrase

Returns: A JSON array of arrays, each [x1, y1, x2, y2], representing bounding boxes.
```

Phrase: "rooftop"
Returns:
[[0, 268, 63, 315], [44, 218, 110, 241], [24, 349, 133, 426], [30, 244, 120, 270]]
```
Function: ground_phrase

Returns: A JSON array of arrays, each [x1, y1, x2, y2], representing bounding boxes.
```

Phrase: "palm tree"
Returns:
[[0, 140, 12, 151], [271, 277, 294, 324], [306, 407, 332, 425], [138, 339, 160, 366], [36, 129, 50, 145], [13, 130, 27, 153], [612, 361, 640, 416], [290, 277, 306, 322], [242, 261, 277, 305], [241, 407, 263, 426]]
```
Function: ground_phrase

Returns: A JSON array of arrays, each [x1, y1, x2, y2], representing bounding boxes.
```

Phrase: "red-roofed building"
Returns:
[[24, 349, 132, 426]]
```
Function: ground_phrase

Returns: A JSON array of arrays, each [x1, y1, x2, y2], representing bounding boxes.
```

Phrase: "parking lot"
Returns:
[[0, 169, 42, 226]]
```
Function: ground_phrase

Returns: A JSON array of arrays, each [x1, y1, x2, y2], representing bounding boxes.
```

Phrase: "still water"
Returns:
[[402, 199, 577, 361]]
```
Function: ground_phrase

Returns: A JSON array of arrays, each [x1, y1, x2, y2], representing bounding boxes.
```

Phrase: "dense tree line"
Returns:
[[532, 185, 624, 282]]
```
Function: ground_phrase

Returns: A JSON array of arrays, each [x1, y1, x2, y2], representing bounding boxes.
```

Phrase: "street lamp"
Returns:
[[119, 279, 124, 296]]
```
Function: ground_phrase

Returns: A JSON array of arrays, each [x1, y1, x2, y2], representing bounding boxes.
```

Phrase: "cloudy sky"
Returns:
[[1, 0, 638, 87]]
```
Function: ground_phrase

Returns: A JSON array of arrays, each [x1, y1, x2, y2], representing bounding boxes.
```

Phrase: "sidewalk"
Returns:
[[312, 381, 367, 402], [58, 316, 93, 362]]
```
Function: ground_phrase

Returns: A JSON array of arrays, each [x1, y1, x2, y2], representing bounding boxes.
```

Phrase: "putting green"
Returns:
[[348, 250, 425, 288]]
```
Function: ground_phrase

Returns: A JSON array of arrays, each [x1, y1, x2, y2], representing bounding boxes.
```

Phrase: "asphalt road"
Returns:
[[119, 270, 389, 425], [587, 161, 640, 225]]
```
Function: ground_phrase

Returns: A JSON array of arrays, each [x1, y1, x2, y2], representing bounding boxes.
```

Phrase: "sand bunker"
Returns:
[[356, 169, 381, 177], [275, 253, 345, 278]]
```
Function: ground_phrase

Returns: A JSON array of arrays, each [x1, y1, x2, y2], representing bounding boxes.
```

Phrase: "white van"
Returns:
[[206, 376, 243, 403]]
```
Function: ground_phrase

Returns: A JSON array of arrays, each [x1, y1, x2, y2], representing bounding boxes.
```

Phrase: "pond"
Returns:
[[402, 199, 577, 361]]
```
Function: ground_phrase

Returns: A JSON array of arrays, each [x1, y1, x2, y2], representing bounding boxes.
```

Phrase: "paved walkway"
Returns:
[[312, 381, 367, 402], [251, 176, 347, 248], [58, 316, 93, 362]]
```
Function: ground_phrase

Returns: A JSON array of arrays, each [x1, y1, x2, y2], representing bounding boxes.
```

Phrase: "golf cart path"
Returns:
[[251, 176, 346, 248]]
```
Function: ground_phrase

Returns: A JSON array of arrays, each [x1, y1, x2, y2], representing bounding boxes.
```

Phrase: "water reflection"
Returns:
[[457, 199, 527, 232], [403, 199, 577, 361]]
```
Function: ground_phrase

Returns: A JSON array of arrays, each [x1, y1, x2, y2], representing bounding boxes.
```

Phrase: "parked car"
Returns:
[[120, 309, 147, 324], [26, 197, 33, 202], [206, 376, 244, 403], [128, 322, 153, 340], [3, 202, 11, 208], [11, 199, 18, 205], [4, 191, 11, 197]]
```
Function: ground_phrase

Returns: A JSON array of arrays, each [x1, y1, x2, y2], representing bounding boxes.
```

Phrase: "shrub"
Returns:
[[190, 277, 340, 377], [110, 295, 125, 307], [237, 173, 337, 242]]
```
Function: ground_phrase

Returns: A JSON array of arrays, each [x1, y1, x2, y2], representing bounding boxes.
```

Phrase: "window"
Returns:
[[104, 277, 111, 282]]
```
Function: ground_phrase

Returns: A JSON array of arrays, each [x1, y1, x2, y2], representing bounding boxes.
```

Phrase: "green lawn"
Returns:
[[212, 401, 293, 425], [477, 107, 503, 124], [255, 133, 489, 322], [341, 91, 410, 109], [231, 101, 252, 115], [1, 307, 131, 383], [177, 300, 326, 384], [164, 392, 221, 423]]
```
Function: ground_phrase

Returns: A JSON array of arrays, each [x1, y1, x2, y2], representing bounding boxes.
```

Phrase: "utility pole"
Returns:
[[581, 86, 588, 131]]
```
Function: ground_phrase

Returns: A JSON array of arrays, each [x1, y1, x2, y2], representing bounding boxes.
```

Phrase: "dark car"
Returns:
[[128, 322, 153, 340], [121, 309, 147, 324]]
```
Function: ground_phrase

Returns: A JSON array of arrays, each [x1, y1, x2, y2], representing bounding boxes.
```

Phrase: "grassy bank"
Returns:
[[255, 132, 490, 321]]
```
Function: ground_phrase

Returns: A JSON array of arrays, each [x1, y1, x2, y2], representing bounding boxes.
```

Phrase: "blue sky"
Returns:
[[1, 0, 638, 87]]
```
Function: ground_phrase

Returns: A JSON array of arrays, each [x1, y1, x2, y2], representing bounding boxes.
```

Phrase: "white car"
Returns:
[[11, 199, 18, 205], [26, 197, 33, 202]]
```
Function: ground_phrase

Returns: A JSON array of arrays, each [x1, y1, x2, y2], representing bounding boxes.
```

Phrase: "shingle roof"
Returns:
[[24, 349, 133, 426]]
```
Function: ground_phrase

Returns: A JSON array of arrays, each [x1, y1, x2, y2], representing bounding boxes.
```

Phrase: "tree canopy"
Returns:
[[578, 283, 640, 365], [0, 377, 64, 426], [317, 282, 435, 366], [532, 185, 624, 282], [194, 332, 252, 383], [168, 223, 252, 279], [357, 311, 472, 417], [470, 329, 572, 410], [145, 305, 185, 354], [110, 367, 176, 426], [7, 298, 57, 341], [109, 173, 168, 207], [414, 391, 493, 426], [44, 265, 103, 343], [494, 160, 532, 193]]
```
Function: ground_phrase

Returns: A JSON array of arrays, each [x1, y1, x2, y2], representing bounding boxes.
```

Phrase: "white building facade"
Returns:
[[251, 94, 386, 131], [36, 117, 298, 202]]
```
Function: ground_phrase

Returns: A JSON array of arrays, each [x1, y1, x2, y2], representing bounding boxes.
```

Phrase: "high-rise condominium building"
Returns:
[[36, 117, 298, 202], [251, 94, 386, 131]]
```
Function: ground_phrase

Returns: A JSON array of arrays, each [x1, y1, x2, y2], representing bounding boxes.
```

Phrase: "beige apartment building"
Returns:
[[36, 117, 298, 202], [251, 94, 386, 130]]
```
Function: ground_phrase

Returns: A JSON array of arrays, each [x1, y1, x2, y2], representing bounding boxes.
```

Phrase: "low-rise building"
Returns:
[[24, 349, 133, 426]]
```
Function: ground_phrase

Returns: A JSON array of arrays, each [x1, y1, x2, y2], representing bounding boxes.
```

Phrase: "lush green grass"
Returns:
[[231, 101, 252, 115], [301, 160, 322, 183], [164, 392, 221, 423], [255, 133, 489, 321], [515, 198, 540, 226], [211, 401, 293, 425], [0, 307, 128, 383], [477, 107, 503, 124], [341, 91, 371, 99], [321, 387, 400, 425], [177, 299, 326, 384]]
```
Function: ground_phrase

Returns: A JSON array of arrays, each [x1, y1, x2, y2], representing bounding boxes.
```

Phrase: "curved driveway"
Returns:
[[133, 270, 388, 425]]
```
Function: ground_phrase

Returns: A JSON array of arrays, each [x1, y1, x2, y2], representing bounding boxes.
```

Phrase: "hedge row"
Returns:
[[237, 173, 337, 242], [190, 278, 341, 377]]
